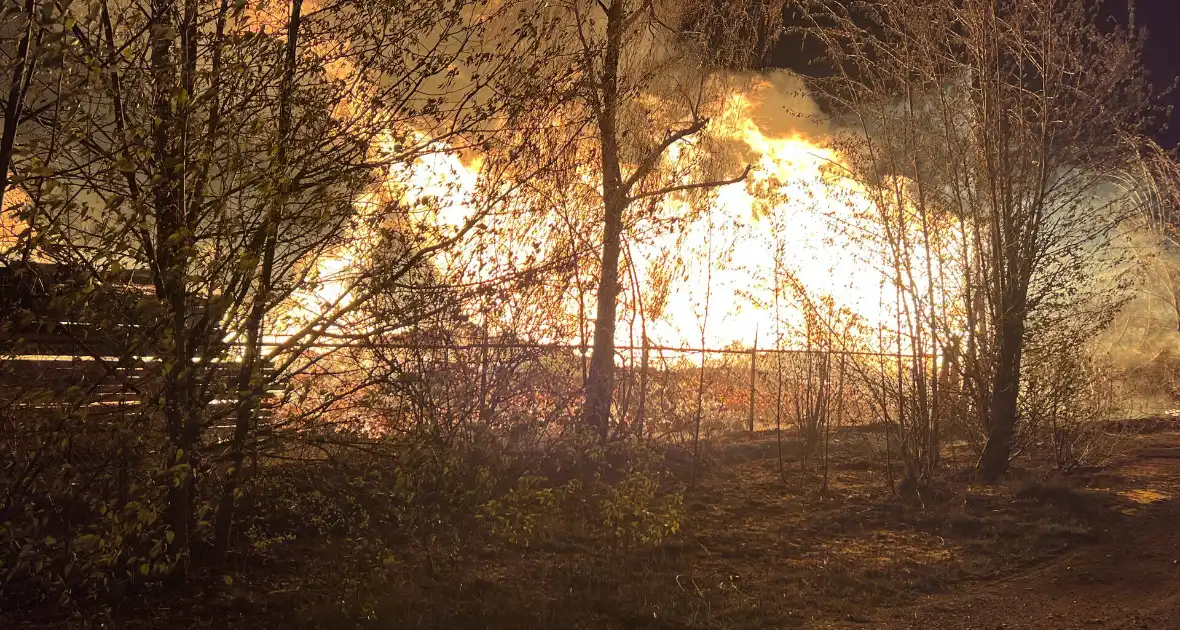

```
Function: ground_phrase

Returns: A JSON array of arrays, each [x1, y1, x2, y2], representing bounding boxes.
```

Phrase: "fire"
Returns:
[[630, 90, 957, 351], [0, 184, 30, 254], [289, 83, 960, 354]]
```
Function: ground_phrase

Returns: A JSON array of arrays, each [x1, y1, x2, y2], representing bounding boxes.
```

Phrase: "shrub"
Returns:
[[1020, 352, 1127, 472], [597, 468, 683, 549], [0, 411, 180, 616]]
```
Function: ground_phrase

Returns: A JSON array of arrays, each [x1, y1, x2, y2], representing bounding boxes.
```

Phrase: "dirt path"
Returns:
[[861, 432, 1180, 629]]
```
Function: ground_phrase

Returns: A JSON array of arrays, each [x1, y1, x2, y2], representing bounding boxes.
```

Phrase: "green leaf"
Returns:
[[223, 574, 233, 586]]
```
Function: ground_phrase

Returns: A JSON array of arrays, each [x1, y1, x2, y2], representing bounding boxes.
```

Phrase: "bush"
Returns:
[[597, 468, 683, 549], [239, 435, 500, 562], [0, 411, 181, 616], [478, 474, 559, 547], [1020, 352, 1127, 472]]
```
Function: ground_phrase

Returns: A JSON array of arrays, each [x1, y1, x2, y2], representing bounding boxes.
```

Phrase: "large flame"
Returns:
[[290, 84, 959, 354], [638, 91, 960, 350], [634, 98, 884, 349]]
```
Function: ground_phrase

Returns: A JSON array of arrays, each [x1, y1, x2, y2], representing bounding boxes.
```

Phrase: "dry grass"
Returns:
[[283, 430, 1145, 629], [18, 426, 1175, 630]]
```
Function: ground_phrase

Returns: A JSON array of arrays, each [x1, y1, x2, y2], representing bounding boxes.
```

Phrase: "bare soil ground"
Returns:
[[10, 424, 1180, 628], [333, 425, 1180, 629], [858, 430, 1180, 630]]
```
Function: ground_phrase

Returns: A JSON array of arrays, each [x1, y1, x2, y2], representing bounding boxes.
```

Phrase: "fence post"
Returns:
[[691, 344, 706, 487], [748, 327, 757, 432], [636, 334, 649, 438], [478, 319, 489, 424]]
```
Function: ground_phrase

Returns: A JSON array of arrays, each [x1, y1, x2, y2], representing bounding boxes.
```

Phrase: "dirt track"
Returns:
[[862, 432, 1180, 630]]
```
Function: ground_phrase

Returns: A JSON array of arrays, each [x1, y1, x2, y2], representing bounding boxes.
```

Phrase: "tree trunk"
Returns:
[[212, 0, 302, 561], [979, 303, 1026, 482], [147, 0, 199, 575], [583, 196, 624, 441], [0, 0, 38, 204], [581, 0, 625, 442]]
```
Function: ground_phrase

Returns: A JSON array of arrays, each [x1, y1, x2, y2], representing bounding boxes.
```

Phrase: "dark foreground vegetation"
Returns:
[[8, 416, 1179, 629]]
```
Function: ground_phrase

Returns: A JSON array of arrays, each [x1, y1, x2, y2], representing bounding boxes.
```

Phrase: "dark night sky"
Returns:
[[1138, 0, 1180, 148], [769, 1, 1180, 149]]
